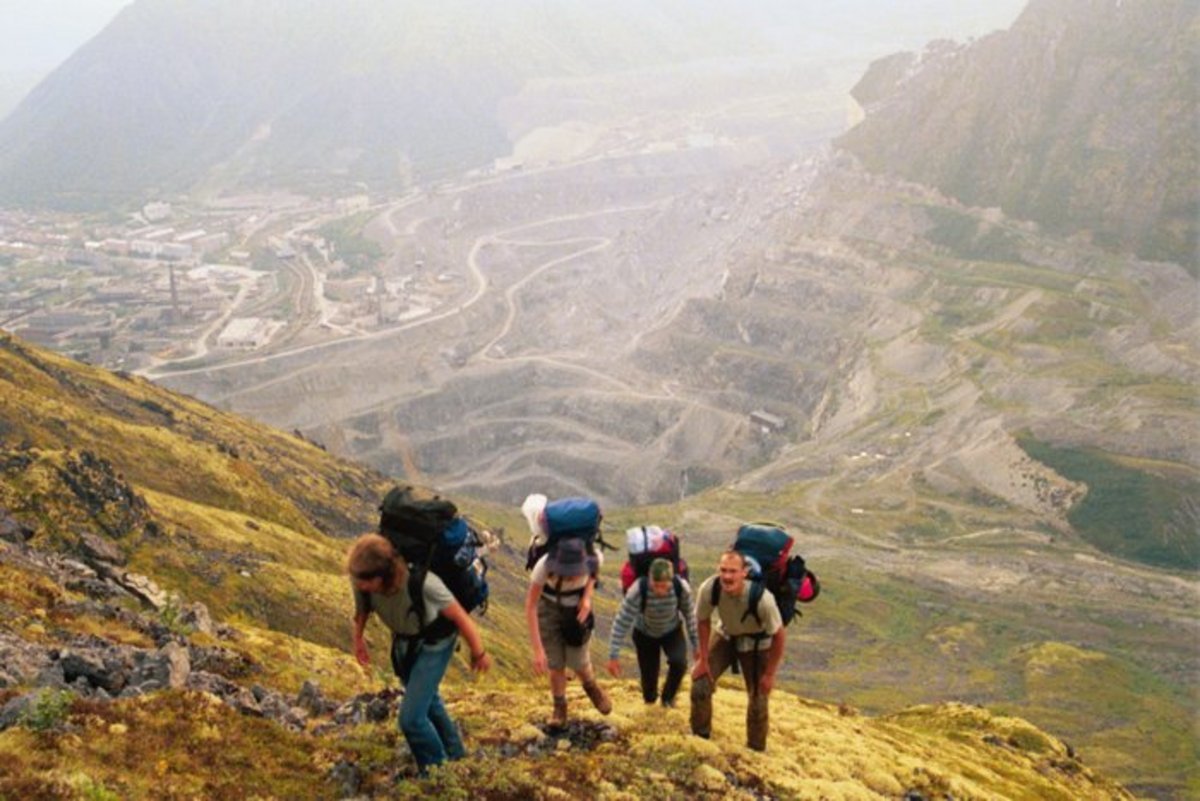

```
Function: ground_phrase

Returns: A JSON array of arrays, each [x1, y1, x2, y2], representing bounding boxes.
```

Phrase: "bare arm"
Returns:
[[680, 585, 700, 655], [577, 574, 596, 623], [525, 581, 548, 676], [441, 600, 491, 673], [351, 612, 370, 670], [691, 618, 712, 680], [759, 628, 787, 695]]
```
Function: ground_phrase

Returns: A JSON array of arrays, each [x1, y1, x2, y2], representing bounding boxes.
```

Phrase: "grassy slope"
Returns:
[[0, 333, 1182, 798], [0, 679, 1132, 801], [1016, 436, 1200, 569], [668, 482, 1198, 798]]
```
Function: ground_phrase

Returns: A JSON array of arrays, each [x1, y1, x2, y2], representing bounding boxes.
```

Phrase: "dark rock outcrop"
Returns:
[[0, 633, 54, 689], [56, 451, 150, 539], [0, 509, 34, 544]]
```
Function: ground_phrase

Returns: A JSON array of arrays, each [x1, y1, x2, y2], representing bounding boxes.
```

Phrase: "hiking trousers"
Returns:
[[632, 625, 687, 705], [689, 636, 770, 751], [392, 633, 467, 772]]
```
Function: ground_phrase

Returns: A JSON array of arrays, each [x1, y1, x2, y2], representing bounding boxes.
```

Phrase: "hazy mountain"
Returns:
[[0, 0, 1034, 210], [836, 0, 1198, 270], [135, 0, 1197, 590], [0, 70, 43, 121], [0, 0, 768, 207]]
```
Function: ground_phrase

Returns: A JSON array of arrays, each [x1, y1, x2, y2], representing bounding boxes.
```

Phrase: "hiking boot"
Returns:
[[582, 680, 612, 715], [551, 695, 568, 726]]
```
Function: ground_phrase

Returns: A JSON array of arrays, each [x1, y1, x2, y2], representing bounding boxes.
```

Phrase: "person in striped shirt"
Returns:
[[606, 558, 699, 707]]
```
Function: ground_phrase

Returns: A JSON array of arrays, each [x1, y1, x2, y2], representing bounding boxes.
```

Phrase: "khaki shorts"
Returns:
[[538, 597, 592, 673]]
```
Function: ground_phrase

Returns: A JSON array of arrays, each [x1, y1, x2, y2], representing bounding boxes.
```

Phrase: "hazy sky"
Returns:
[[0, 1, 1028, 75], [0, 0, 132, 72]]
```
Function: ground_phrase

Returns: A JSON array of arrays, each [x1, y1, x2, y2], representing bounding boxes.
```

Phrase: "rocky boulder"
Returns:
[[0, 633, 54, 689], [123, 642, 191, 694], [0, 508, 34, 544]]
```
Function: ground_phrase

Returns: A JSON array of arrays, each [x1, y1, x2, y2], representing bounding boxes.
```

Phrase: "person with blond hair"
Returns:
[[606, 557, 699, 708], [348, 533, 490, 774]]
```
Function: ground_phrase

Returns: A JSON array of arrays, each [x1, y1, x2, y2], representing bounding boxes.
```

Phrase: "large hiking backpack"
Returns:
[[378, 485, 490, 643], [711, 522, 819, 627], [524, 495, 604, 572], [620, 525, 690, 593]]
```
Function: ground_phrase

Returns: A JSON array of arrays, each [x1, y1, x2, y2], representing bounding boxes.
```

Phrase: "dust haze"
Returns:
[[0, 2, 1025, 506]]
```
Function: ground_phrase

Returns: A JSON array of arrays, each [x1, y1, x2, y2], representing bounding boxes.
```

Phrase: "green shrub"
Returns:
[[1017, 434, 1200, 570], [157, 593, 194, 636], [75, 775, 120, 801], [20, 689, 74, 732]]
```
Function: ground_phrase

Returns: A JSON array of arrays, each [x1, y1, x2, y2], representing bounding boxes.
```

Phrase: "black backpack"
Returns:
[[378, 486, 490, 645]]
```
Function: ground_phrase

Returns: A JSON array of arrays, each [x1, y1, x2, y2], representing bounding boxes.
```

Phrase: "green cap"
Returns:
[[649, 558, 674, 582]]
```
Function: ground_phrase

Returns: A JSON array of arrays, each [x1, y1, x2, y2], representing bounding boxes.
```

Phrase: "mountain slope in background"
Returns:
[[0, 0, 1033, 210], [836, 0, 1197, 270], [0, 332, 1136, 799], [133, 0, 1197, 572], [0, 70, 43, 122], [0, 0, 765, 207]]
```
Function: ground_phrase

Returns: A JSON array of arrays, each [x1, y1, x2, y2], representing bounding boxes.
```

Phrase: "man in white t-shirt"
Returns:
[[690, 549, 785, 751]]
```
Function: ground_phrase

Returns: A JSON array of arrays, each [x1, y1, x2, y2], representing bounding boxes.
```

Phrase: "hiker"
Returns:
[[526, 537, 612, 724], [690, 549, 785, 751], [606, 557, 699, 707], [348, 533, 491, 774]]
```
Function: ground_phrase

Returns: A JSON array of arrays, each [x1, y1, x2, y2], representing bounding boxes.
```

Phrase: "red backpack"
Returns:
[[619, 525, 689, 592]]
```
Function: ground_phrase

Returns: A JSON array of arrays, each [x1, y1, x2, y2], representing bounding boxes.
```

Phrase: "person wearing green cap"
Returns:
[[606, 557, 699, 707]]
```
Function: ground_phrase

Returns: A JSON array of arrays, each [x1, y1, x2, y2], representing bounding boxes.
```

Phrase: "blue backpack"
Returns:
[[524, 496, 604, 571]]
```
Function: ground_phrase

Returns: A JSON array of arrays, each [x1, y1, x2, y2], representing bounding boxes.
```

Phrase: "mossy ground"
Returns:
[[0, 679, 1132, 801]]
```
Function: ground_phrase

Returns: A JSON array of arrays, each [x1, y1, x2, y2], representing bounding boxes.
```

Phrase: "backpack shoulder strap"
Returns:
[[709, 576, 721, 609], [673, 575, 685, 608], [406, 567, 428, 628], [355, 587, 374, 615], [741, 580, 764, 627]]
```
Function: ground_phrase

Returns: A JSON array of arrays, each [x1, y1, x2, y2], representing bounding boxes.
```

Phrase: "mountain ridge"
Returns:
[[836, 0, 1198, 270], [0, 0, 767, 207]]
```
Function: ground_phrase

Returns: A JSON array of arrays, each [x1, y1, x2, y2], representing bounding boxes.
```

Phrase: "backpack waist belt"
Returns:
[[391, 630, 456, 678], [542, 584, 585, 598]]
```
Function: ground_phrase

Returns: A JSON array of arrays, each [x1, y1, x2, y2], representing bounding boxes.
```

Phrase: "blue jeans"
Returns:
[[393, 634, 466, 771]]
